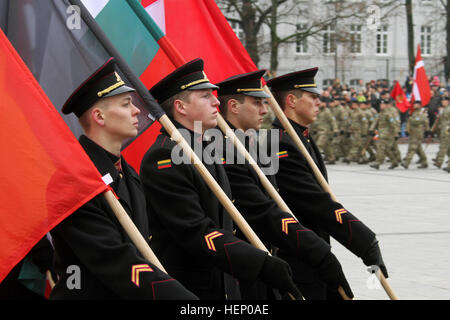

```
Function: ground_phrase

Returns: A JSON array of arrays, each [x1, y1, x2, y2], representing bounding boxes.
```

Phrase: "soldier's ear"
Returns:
[[229, 98, 240, 115], [91, 107, 105, 126], [286, 93, 297, 109], [174, 99, 187, 116]]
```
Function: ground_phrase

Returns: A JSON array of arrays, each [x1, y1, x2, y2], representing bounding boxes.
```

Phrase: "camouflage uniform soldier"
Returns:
[[331, 97, 349, 160], [388, 104, 402, 165], [358, 100, 372, 164], [364, 101, 378, 162], [370, 98, 400, 169], [401, 101, 431, 169], [433, 96, 450, 171], [315, 99, 339, 164], [341, 100, 352, 159], [344, 99, 367, 164]]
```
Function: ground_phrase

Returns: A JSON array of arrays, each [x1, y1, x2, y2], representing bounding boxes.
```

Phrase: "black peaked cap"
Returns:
[[216, 70, 270, 98], [62, 58, 135, 117], [149, 58, 218, 104], [266, 67, 320, 95]]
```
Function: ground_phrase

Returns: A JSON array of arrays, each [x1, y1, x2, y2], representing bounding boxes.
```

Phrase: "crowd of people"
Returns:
[[263, 77, 450, 173]]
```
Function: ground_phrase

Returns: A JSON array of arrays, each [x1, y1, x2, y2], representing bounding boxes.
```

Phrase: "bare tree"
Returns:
[[405, 0, 415, 74], [218, 0, 402, 76]]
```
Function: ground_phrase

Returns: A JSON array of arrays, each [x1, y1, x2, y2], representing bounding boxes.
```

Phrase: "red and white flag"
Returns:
[[411, 44, 431, 109]]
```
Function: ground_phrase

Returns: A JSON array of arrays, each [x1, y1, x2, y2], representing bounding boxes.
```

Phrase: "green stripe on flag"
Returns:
[[95, 0, 159, 76]]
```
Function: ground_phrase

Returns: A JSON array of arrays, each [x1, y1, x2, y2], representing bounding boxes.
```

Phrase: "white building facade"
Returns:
[[225, 0, 447, 88]]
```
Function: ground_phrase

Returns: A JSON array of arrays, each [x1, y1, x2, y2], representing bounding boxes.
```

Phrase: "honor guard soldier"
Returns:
[[216, 70, 353, 300], [266, 68, 388, 299], [139, 59, 301, 300], [50, 58, 197, 299]]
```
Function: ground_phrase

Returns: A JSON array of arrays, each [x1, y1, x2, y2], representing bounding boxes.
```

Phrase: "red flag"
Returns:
[[390, 81, 411, 113], [411, 44, 431, 108], [124, 0, 259, 171], [0, 29, 108, 283], [142, 0, 258, 83]]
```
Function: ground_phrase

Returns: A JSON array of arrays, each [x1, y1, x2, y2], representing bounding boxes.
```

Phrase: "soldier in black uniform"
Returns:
[[215, 70, 353, 300], [266, 68, 388, 299], [139, 59, 301, 300], [50, 58, 197, 299]]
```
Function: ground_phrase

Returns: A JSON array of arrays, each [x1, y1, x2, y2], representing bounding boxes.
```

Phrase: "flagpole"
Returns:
[[71, 0, 278, 271], [262, 85, 338, 201], [103, 190, 166, 272]]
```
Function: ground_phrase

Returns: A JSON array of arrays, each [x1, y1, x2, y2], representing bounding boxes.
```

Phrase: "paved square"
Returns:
[[326, 143, 450, 300]]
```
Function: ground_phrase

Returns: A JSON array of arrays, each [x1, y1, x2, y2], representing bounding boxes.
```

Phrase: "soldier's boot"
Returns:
[[433, 161, 442, 168], [342, 158, 350, 164], [418, 163, 428, 169], [401, 161, 409, 169], [388, 163, 398, 169], [358, 159, 368, 164], [370, 163, 380, 170], [444, 167, 450, 173]]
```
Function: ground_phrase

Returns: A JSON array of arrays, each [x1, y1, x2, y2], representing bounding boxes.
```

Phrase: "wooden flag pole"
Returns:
[[377, 271, 398, 300], [263, 85, 397, 300], [103, 190, 166, 273], [216, 114, 292, 214], [217, 114, 350, 300], [263, 85, 338, 201], [159, 115, 269, 253]]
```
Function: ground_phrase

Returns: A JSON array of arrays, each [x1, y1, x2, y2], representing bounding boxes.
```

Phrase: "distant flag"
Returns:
[[390, 81, 411, 113], [0, 28, 108, 283], [411, 44, 431, 109]]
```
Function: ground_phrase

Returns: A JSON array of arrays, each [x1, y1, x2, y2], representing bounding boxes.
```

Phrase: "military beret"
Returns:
[[266, 67, 320, 95], [149, 58, 218, 104], [62, 58, 135, 118], [216, 70, 270, 98]]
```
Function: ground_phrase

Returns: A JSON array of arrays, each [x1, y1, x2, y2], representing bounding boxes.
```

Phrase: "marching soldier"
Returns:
[[139, 59, 301, 300], [216, 70, 353, 300], [315, 98, 339, 164], [386, 92, 403, 166], [344, 99, 367, 164], [361, 99, 378, 163], [50, 58, 197, 299], [266, 67, 388, 299], [331, 96, 350, 161], [433, 96, 450, 172], [370, 98, 400, 170], [401, 101, 431, 169]]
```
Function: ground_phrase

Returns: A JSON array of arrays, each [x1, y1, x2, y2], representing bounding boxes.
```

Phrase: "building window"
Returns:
[[420, 26, 431, 55], [296, 24, 308, 54], [376, 25, 388, 54], [323, 79, 334, 87], [349, 24, 362, 53], [230, 21, 244, 44], [349, 79, 362, 86], [322, 25, 336, 54]]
